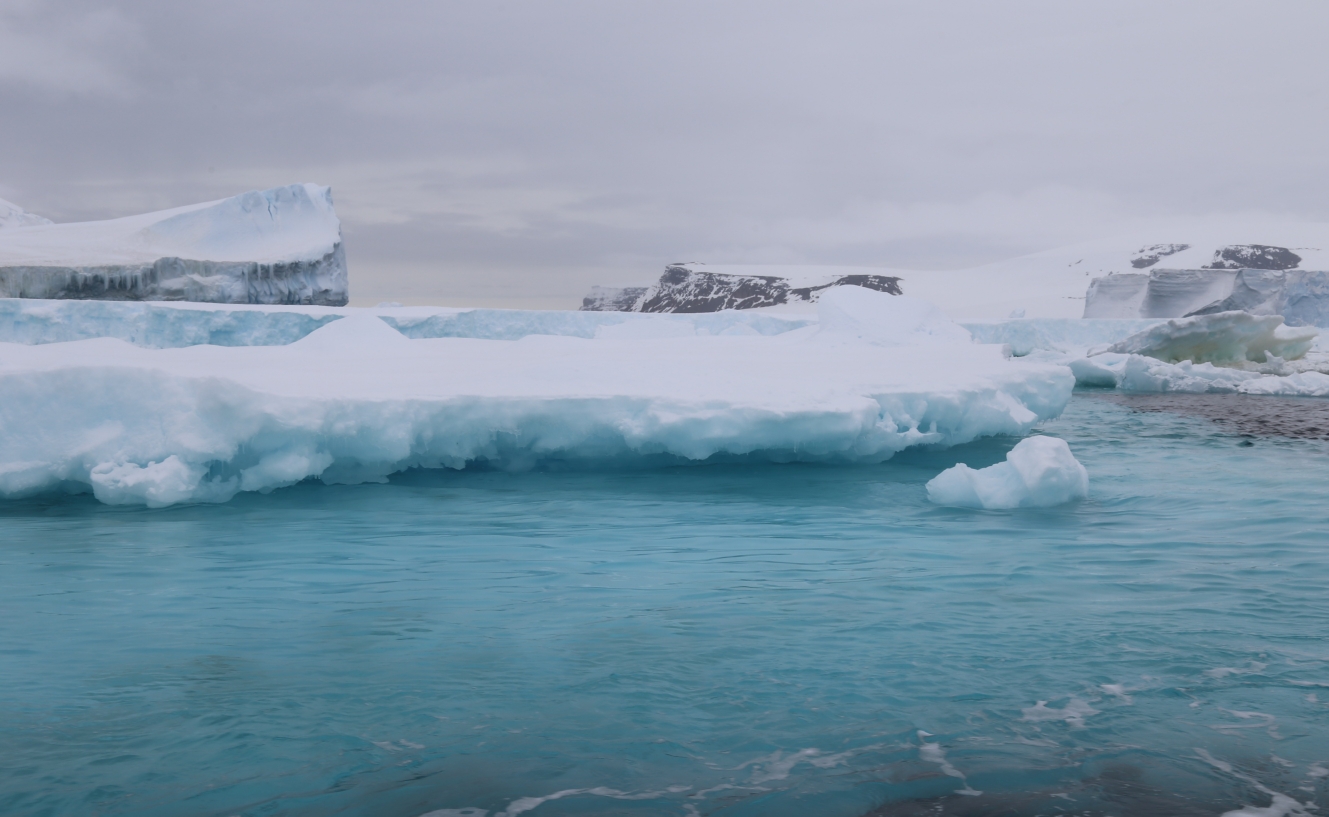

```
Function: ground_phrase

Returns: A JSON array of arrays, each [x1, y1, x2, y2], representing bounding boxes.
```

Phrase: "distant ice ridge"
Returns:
[[926, 436, 1088, 509], [0, 287, 1073, 507], [0, 184, 347, 305], [0, 197, 53, 230]]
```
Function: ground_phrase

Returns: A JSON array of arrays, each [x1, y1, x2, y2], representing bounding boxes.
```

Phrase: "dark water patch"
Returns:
[[1094, 392, 1329, 440]]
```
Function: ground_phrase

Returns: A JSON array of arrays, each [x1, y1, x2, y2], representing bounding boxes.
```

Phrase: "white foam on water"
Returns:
[[1021, 697, 1100, 728], [917, 731, 982, 796], [1197, 748, 1317, 817]]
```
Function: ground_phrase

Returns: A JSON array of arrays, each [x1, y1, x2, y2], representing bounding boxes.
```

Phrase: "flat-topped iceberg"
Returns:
[[0, 287, 1073, 507], [0, 184, 347, 305]]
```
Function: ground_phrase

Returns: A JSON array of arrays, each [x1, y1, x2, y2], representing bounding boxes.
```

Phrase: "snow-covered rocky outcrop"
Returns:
[[583, 228, 1329, 322], [582, 263, 902, 313], [0, 287, 1073, 507], [0, 184, 347, 305]]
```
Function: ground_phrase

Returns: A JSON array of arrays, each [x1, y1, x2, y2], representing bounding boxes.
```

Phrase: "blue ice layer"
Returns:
[[3, 297, 1171, 351], [1, 395, 1326, 816], [0, 298, 342, 348]]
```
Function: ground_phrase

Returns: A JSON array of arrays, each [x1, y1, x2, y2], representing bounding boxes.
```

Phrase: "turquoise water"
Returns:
[[2, 395, 1328, 817]]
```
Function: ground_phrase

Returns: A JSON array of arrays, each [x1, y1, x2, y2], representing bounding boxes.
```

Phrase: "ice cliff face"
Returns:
[[0, 184, 347, 305], [582, 263, 902, 313], [1085, 267, 1329, 326]]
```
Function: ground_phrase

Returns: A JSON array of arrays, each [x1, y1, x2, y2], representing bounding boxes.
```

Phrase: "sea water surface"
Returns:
[[2, 395, 1328, 817]]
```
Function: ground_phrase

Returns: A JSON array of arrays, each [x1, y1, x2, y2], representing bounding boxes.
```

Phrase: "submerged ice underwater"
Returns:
[[1, 297, 1328, 817]]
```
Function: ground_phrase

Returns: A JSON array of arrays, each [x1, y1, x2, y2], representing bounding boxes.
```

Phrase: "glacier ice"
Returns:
[[1101, 312, 1317, 365], [926, 436, 1089, 510], [0, 184, 347, 305], [0, 288, 1074, 507]]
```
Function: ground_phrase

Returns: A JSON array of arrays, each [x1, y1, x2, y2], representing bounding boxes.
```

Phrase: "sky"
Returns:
[[2, 0, 1328, 308]]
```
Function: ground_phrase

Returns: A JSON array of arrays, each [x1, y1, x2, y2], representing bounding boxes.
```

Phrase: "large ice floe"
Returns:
[[0, 287, 1074, 507], [0, 184, 347, 305], [926, 435, 1089, 509]]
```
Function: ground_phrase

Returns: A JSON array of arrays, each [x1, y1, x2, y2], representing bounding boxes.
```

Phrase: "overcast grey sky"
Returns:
[[2, 1, 1327, 307]]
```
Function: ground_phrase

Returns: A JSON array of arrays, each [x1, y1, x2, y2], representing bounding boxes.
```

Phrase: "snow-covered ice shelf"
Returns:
[[0, 288, 1073, 507]]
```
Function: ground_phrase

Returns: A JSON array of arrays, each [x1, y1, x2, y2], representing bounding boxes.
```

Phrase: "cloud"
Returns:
[[0, 0, 138, 96], [3, 0, 1329, 306]]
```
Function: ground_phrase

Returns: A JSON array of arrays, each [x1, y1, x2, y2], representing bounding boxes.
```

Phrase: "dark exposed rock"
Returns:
[[790, 274, 903, 300], [1203, 244, 1301, 271], [1130, 243, 1190, 269], [582, 264, 904, 313]]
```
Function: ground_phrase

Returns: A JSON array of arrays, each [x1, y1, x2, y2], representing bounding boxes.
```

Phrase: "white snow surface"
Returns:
[[0, 184, 339, 266], [926, 436, 1089, 509], [0, 198, 53, 230], [0, 287, 1074, 507]]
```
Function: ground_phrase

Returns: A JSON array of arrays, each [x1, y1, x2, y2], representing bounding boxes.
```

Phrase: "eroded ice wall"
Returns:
[[1085, 268, 1329, 326]]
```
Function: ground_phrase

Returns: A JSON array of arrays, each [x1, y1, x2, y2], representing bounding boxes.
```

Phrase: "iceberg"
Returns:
[[1101, 312, 1317, 365], [0, 288, 1074, 507], [0, 184, 347, 305], [926, 435, 1089, 509]]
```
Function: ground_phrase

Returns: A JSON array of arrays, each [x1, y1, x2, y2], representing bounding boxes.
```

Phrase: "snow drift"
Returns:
[[0, 288, 1073, 507], [0, 184, 347, 305], [927, 436, 1088, 509]]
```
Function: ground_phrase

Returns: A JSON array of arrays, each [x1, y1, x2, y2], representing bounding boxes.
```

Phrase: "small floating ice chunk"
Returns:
[[1068, 355, 1123, 387], [1102, 311, 1317, 365], [926, 436, 1089, 509]]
